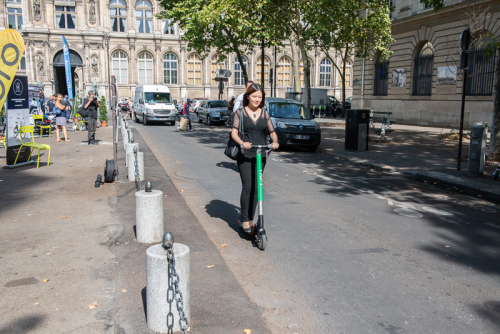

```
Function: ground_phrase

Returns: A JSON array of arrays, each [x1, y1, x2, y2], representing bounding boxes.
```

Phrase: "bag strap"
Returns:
[[239, 107, 244, 136]]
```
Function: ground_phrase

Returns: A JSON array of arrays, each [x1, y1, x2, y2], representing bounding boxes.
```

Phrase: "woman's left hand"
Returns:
[[271, 142, 279, 150]]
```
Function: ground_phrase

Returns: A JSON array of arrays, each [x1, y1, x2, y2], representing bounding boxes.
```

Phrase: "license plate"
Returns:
[[156, 118, 164, 121], [294, 135, 310, 140]]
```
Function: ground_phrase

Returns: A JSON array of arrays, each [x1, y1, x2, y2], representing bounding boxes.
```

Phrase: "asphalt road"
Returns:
[[131, 117, 500, 334]]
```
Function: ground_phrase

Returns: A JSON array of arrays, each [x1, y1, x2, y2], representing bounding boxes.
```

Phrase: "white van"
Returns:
[[133, 85, 177, 125]]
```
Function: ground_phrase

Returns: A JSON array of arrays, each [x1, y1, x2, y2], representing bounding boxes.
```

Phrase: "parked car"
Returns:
[[190, 98, 206, 112], [117, 101, 129, 113], [327, 95, 340, 118], [265, 97, 321, 152], [195, 100, 230, 125], [336, 96, 352, 115]]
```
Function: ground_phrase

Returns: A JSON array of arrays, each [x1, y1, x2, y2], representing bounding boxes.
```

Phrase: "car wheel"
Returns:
[[207, 115, 212, 125], [134, 113, 138, 123], [196, 113, 202, 123], [143, 116, 148, 125], [307, 146, 318, 152]]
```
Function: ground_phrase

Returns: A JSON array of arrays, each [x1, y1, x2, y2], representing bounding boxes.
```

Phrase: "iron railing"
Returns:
[[466, 45, 496, 96], [373, 61, 389, 96], [412, 54, 434, 96]]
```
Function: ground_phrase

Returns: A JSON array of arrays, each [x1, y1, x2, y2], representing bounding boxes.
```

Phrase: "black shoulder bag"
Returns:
[[224, 108, 244, 160]]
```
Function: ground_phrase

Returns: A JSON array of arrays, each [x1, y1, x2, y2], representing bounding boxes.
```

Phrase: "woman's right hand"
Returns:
[[242, 142, 252, 150]]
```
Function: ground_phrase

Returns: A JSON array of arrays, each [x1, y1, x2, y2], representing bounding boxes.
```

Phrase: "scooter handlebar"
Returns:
[[251, 144, 272, 149]]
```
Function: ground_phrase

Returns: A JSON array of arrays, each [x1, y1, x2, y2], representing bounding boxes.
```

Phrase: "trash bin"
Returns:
[[345, 109, 370, 152], [467, 122, 488, 175]]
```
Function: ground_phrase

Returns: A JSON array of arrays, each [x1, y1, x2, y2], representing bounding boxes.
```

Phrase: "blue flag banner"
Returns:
[[62, 35, 73, 100]]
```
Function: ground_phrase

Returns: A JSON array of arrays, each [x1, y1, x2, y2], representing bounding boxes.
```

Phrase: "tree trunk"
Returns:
[[290, 33, 301, 94], [341, 46, 348, 118], [297, 36, 311, 110], [235, 51, 249, 84], [489, 46, 500, 160]]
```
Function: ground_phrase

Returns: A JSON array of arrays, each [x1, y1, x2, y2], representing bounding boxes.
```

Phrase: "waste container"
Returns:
[[467, 122, 488, 175], [345, 109, 370, 152]]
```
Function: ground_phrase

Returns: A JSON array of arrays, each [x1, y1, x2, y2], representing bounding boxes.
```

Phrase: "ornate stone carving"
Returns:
[[91, 55, 99, 76], [34, 0, 41, 21], [37, 54, 44, 75], [89, 0, 96, 24]]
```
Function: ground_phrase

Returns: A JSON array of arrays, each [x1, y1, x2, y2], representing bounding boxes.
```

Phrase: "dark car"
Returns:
[[195, 100, 230, 125], [265, 97, 321, 152], [336, 96, 352, 115]]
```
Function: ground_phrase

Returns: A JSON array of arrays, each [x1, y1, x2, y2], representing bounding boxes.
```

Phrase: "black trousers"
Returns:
[[237, 156, 266, 222]]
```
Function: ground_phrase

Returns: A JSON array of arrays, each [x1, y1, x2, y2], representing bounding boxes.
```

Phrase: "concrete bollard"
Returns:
[[125, 143, 139, 167], [135, 188, 164, 243], [146, 243, 190, 333], [127, 151, 144, 182]]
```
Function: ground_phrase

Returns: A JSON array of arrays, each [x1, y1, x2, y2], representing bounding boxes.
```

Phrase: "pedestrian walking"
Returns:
[[54, 93, 70, 142], [179, 99, 192, 131], [231, 83, 279, 232], [233, 81, 254, 113], [83, 90, 100, 145], [62, 95, 72, 122], [124, 97, 134, 121], [226, 96, 236, 126]]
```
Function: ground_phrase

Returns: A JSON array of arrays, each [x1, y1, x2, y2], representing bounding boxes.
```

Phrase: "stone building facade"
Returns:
[[2, 0, 353, 104], [352, 0, 499, 128]]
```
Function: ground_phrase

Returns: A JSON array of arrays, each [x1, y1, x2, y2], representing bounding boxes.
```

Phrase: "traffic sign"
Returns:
[[214, 77, 228, 82], [216, 69, 232, 77]]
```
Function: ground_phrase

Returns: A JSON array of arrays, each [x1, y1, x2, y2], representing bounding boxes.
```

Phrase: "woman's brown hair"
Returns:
[[242, 83, 266, 108]]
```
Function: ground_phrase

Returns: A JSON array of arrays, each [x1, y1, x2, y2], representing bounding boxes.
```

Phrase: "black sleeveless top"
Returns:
[[233, 106, 275, 158]]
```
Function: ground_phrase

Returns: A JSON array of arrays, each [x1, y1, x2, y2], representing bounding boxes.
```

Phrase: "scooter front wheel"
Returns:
[[256, 232, 267, 250]]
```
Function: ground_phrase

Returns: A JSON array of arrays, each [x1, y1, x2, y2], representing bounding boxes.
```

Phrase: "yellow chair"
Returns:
[[32, 114, 51, 137], [75, 113, 87, 131], [14, 126, 51, 168]]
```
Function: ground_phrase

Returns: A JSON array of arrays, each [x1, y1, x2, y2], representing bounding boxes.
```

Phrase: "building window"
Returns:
[[319, 58, 332, 87], [55, 5, 76, 29], [112, 51, 128, 84], [7, 8, 23, 30], [234, 56, 247, 86], [136, 0, 153, 34], [277, 56, 291, 87], [18, 52, 26, 70], [298, 59, 313, 88], [138, 51, 153, 84], [187, 54, 202, 85], [255, 56, 270, 86], [162, 19, 176, 35], [466, 39, 496, 96], [163, 53, 178, 84], [211, 54, 225, 85], [339, 60, 352, 87], [412, 42, 434, 95], [374, 58, 389, 96], [110, 0, 127, 32]]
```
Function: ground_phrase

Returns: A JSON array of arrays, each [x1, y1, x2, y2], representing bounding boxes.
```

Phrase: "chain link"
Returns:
[[134, 146, 140, 191], [166, 248, 189, 334]]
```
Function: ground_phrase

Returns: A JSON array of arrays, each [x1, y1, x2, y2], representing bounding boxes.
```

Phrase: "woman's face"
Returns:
[[248, 90, 262, 109], [56, 95, 62, 101]]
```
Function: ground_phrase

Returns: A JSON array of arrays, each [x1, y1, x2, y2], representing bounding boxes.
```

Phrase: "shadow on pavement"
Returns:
[[215, 161, 238, 173], [205, 199, 252, 240], [0, 314, 45, 334], [471, 301, 500, 329]]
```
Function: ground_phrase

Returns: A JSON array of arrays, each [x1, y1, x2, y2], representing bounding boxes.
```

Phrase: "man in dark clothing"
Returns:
[[46, 95, 55, 116], [83, 90, 101, 145]]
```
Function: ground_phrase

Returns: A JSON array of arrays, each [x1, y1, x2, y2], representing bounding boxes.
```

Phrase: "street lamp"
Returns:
[[103, 33, 111, 107]]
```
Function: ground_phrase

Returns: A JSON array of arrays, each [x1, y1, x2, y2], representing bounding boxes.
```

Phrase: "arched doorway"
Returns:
[[53, 50, 83, 97]]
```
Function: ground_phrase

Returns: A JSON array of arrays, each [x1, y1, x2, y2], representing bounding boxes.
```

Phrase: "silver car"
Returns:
[[195, 100, 231, 125]]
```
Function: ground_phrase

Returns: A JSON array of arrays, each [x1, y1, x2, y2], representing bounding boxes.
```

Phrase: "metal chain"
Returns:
[[134, 146, 140, 191], [166, 248, 189, 334], [127, 129, 131, 143]]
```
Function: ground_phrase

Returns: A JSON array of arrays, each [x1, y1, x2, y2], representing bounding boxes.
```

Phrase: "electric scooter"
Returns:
[[250, 144, 271, 250]]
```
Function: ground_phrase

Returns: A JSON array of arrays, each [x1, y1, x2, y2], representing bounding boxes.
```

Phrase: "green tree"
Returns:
[[422, 0, 500, 160], [158, 0, 286, 85], [311, 0, 393, 117], [99, 96, 108, 122]]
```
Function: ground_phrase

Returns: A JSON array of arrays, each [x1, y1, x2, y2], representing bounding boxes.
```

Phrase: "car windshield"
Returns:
[[208, 101, 227, 108], [144, 92, 172, 103], [268, 102, 312, 120]]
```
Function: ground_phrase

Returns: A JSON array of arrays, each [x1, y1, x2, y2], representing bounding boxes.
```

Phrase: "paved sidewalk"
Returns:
[[315, 118, 500, 202]]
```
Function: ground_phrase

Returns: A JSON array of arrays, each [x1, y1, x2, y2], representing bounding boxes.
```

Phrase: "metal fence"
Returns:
[[373, 61, 389, 96], [466, 45, 496, 96], [412, 54, 434, 96]]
